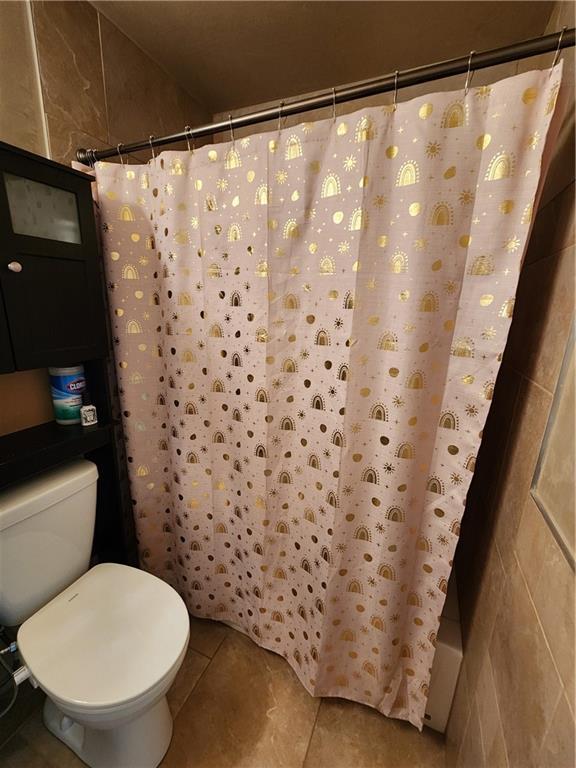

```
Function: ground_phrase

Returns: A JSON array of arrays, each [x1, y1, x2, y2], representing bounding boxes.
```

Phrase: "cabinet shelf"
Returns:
[[0, 420, 112, 488]]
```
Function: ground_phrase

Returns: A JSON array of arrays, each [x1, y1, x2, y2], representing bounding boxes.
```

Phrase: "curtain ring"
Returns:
[[149, 135, 156, 160], [229, 114, 235, 146], [392, 70, 399, 111], [116, 143, 124, 166], [551, 26, 566, 70], [185, 125, 194, 153], [278, 100, 284, 133], [464, 51, 475, 96], [332, 87, 337, 122]]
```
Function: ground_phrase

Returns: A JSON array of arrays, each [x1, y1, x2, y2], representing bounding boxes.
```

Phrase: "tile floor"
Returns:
[[0, 617, 445, 768]]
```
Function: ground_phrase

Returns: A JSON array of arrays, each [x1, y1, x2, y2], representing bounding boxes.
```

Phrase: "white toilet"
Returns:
[[0, 460, 190, 768]]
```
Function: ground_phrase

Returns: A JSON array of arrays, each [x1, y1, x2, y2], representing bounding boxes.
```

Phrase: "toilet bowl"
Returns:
[[17, 562, 190, 768]]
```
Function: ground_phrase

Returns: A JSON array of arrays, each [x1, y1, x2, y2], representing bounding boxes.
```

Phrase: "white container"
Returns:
[[0, 460, 98, 626], [48, 365, 86, 425]]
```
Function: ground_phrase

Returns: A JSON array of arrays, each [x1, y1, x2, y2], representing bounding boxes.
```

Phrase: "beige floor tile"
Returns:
[[1, 627, 447, 768], [0, 680, 44, 750], [187, 615, 230, 658], [3, 708, 83, 768], [167, 645, 210, 718], [303, 697, 445, 768], [0, 732, 51, 768], [162, 630, 320, 768]]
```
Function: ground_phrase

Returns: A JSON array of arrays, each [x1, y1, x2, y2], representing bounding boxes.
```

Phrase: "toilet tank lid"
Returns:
[[0, 460, 98, 532]]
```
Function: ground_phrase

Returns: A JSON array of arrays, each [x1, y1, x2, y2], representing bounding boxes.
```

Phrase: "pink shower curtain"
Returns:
[[94, 65, 561, 727]]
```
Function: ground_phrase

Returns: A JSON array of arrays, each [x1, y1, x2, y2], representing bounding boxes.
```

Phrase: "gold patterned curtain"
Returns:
[[94, 65, 561, 728]]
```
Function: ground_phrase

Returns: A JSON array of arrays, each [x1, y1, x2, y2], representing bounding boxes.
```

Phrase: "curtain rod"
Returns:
[[76, 27, 574, 165]]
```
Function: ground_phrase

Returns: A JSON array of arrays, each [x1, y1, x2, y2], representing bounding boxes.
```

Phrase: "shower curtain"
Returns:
[[93, 64, 562, 728]]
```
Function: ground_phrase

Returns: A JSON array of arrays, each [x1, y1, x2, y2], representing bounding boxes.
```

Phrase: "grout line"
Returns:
[[94, 3, 209, 112], [485, 651, 509, 763], [26, 0, 50, 158], [97, 11, 111, 148], [481, 368, 524, 514], [173, 634, 230, 722], [537, 177, 575, 216], [0, 688, 44, 754], [300, 698, 322, 768], [507, 366, 555, 397]]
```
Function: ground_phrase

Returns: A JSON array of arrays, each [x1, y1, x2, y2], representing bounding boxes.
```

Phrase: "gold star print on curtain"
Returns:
[[93, 64, 562, 728]]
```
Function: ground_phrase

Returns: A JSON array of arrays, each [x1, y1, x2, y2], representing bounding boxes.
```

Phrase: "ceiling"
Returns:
[[93, 1, 555, 114]]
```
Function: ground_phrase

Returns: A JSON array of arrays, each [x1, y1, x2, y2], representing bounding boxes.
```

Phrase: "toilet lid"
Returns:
[[17, 563, 190, 711]]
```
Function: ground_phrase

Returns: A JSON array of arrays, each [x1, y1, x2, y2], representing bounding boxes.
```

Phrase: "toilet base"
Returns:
[[43, 694, 173, 768]]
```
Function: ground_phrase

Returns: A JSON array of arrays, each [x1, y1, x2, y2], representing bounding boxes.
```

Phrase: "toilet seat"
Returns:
[[18, 563, 190, 713]]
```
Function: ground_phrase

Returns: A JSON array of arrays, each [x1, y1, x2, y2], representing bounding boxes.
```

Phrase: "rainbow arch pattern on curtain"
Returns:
[[94, 65, 561, 728]]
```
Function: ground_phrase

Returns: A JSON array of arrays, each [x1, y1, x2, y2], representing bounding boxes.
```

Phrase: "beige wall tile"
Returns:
[[515, 495, 552, 587], [538, 692, 576, 768], [32, 1, 108, 151], [489, 559, 563, 767], [524, 182, 574, 265], [0, 0, 46, 155], [476, 654, 504, 763], [466, 365, 522, 512], [446, 664, 470, 768], [523, 194, 561, 265], [456, 699, 485, 768], [493, 379, 553, 567], [505, 243, 574, 393], [457, 366, 521, 639], [535, 347, 575, 559], [99, 15, 209, 149], [46, 119, 112, 167], [518, 497, 575, 705], [536, 2, 575, 209], [552, 182, 575, 253], [485, 715, 510, 768], [460, 543, 507, 692]]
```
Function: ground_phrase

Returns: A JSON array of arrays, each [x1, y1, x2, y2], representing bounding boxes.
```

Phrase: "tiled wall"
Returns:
[[447, 3, 575, 767], [0, 0, 210, 436]]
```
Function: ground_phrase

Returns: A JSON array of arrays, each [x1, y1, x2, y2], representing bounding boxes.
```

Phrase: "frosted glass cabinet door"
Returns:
[[4, 173, 82, 244]]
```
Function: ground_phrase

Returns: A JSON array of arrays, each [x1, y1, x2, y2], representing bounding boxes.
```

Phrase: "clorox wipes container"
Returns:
[[49, 366, 86, 425]]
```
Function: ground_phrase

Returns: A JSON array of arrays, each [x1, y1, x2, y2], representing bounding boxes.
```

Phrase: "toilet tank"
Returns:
[[0, 459, 98, 626]]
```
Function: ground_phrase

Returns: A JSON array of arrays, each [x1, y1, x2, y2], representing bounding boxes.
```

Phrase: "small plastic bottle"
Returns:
[[80, 390, 98, 428]]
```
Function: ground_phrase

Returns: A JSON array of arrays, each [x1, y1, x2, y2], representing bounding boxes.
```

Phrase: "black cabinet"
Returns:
[[0, 292, 13, 373], [0, 141, 106, 371], [0, 141, 137, 566]]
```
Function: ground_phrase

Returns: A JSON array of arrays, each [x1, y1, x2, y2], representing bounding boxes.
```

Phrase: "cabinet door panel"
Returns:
[[1, 253, 104, 368], [0, 142, 109, 371]]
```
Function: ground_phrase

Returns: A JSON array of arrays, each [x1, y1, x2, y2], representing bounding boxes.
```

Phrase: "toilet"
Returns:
[[0, 460, 189, 768]]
